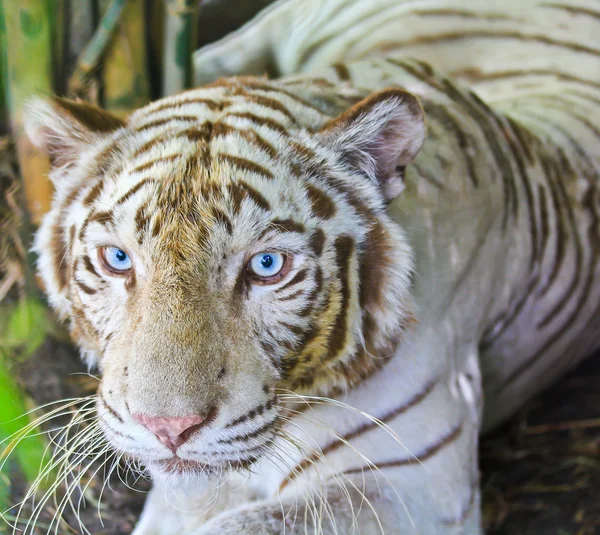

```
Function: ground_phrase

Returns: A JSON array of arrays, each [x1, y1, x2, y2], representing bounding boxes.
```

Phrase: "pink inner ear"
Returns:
[[319, 89, 425, 198], [24, 97, 125, 168]]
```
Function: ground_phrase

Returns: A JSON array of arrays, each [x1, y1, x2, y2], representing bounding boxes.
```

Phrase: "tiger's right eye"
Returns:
[[246, 251, 292, 285], [99, 246, 133, 275]]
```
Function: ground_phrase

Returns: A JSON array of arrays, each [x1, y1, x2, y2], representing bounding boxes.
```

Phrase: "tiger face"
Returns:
[[25, 79, 425, 481]]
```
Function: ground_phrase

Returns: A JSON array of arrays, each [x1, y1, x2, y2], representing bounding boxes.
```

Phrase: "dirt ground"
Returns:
[[2, 337, 598, 534]]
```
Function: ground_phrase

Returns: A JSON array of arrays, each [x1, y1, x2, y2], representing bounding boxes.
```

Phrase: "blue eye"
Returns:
[[249, 252, 285, 278], [102, 246, 132, 272]]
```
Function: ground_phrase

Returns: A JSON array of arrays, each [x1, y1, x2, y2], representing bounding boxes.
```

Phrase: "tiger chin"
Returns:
[[23, 78, 442, 534]]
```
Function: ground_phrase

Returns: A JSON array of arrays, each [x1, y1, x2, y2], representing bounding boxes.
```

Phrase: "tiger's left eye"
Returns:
[[247, 252, 290, 283], [99, 246, 133, 274]]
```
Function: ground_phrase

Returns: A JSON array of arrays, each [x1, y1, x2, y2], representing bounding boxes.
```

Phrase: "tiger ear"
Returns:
[[318, 89, 425, 199], [24, 97, 126, 168]]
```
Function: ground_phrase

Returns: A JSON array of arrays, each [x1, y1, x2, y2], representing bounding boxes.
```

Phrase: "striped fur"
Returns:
[[24, 1, 600, 534]]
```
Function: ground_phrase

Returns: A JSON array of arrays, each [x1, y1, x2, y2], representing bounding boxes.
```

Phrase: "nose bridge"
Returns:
[[125, 291, 224, 417]]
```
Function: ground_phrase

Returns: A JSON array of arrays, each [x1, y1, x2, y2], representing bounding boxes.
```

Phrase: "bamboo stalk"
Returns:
[[100, 0, 151, 116], [3, 0, 54, 227], [68, 0, 126, 97], [146, 0, 165, 100], [0, 3, 6, 134], [163, 0, 200, 96], [50, 0, 67, 95]]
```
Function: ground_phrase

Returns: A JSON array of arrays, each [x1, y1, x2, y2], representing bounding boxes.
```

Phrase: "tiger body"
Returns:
[[23, 1, 600, 534]]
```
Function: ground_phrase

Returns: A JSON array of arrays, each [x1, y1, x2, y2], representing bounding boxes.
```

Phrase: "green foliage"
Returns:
[[0, 298, 55, 513]]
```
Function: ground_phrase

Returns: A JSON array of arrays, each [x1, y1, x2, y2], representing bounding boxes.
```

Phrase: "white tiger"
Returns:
[[21, 0, 600, 533]]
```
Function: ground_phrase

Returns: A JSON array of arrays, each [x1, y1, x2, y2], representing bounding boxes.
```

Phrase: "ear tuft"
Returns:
[[319, 89, 425, 199], [24, 97, 126, 167]]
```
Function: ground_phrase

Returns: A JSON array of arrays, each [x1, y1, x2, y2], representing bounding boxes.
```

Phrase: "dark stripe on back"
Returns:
[[333, 63, 351, 81]]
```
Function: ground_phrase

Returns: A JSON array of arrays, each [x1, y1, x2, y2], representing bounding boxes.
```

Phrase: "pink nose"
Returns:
[[132, 413, 208, 451]]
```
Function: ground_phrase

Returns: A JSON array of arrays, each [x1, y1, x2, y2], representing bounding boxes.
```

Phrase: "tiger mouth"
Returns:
[[154, 455, 260, 475], [157, 457, 215, 475]]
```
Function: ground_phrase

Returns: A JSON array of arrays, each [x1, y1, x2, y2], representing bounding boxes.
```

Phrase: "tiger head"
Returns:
[[25, 78, 425, 482]]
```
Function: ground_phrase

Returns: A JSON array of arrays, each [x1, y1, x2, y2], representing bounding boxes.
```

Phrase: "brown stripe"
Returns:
[[244, 94, 297, 122], [278, 289, 305, 301], [82, 254, 100, 278], [452, 67, 600, 91], [76, 279, 97, 295], [114, 178, 155, 207], [343, 421, 463, 475], [280, 376, 438, 490], [145, 97, 223, 114], [132, 137, 164, 159], [78, 210, 114, 240], [221, 77, 330, 114], [410, 7, 511, 20], [99, 392, 124, 424], [83, 179, 105, 206], [270, 218, 305, 234], [238, 180, 270, 211], [212, 122, 278, 158], [359, 221, 392, 310], [497, 263, 596, 393], [306, 183, 336, 219], [333, 63, 351, 81], [213, 208, 233, 234], [536, 157, 567, 297], [225, 396, 277, 429], [218, 418, 277, 444], [382, 30, 600, 58], [324, 235, 355, 361], [536, 152, 583, 328], [502, 118, 539, 269], [276, 268, 308, 293], [425, 103, 479, 187], [218, 153, 273, 180], [224, 112, 289, 136], [481, 276, 538, 348], [542, 3, 600, 21], [135, 201, 150, 238], [515, 107, 597, 179], [309, 228, 326, 257], [537, 184, 550, 259], [135, 115, 199, 131], [131, 154, 179, 174], [227, 182, 247, 215]]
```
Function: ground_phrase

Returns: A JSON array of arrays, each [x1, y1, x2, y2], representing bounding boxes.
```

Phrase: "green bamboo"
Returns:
[[100, 0, 151, 116], [68, 0, 126, 96], [0, 298, 55, 491], [163, 0, 200, 96], [3, 0, 53, 227]]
